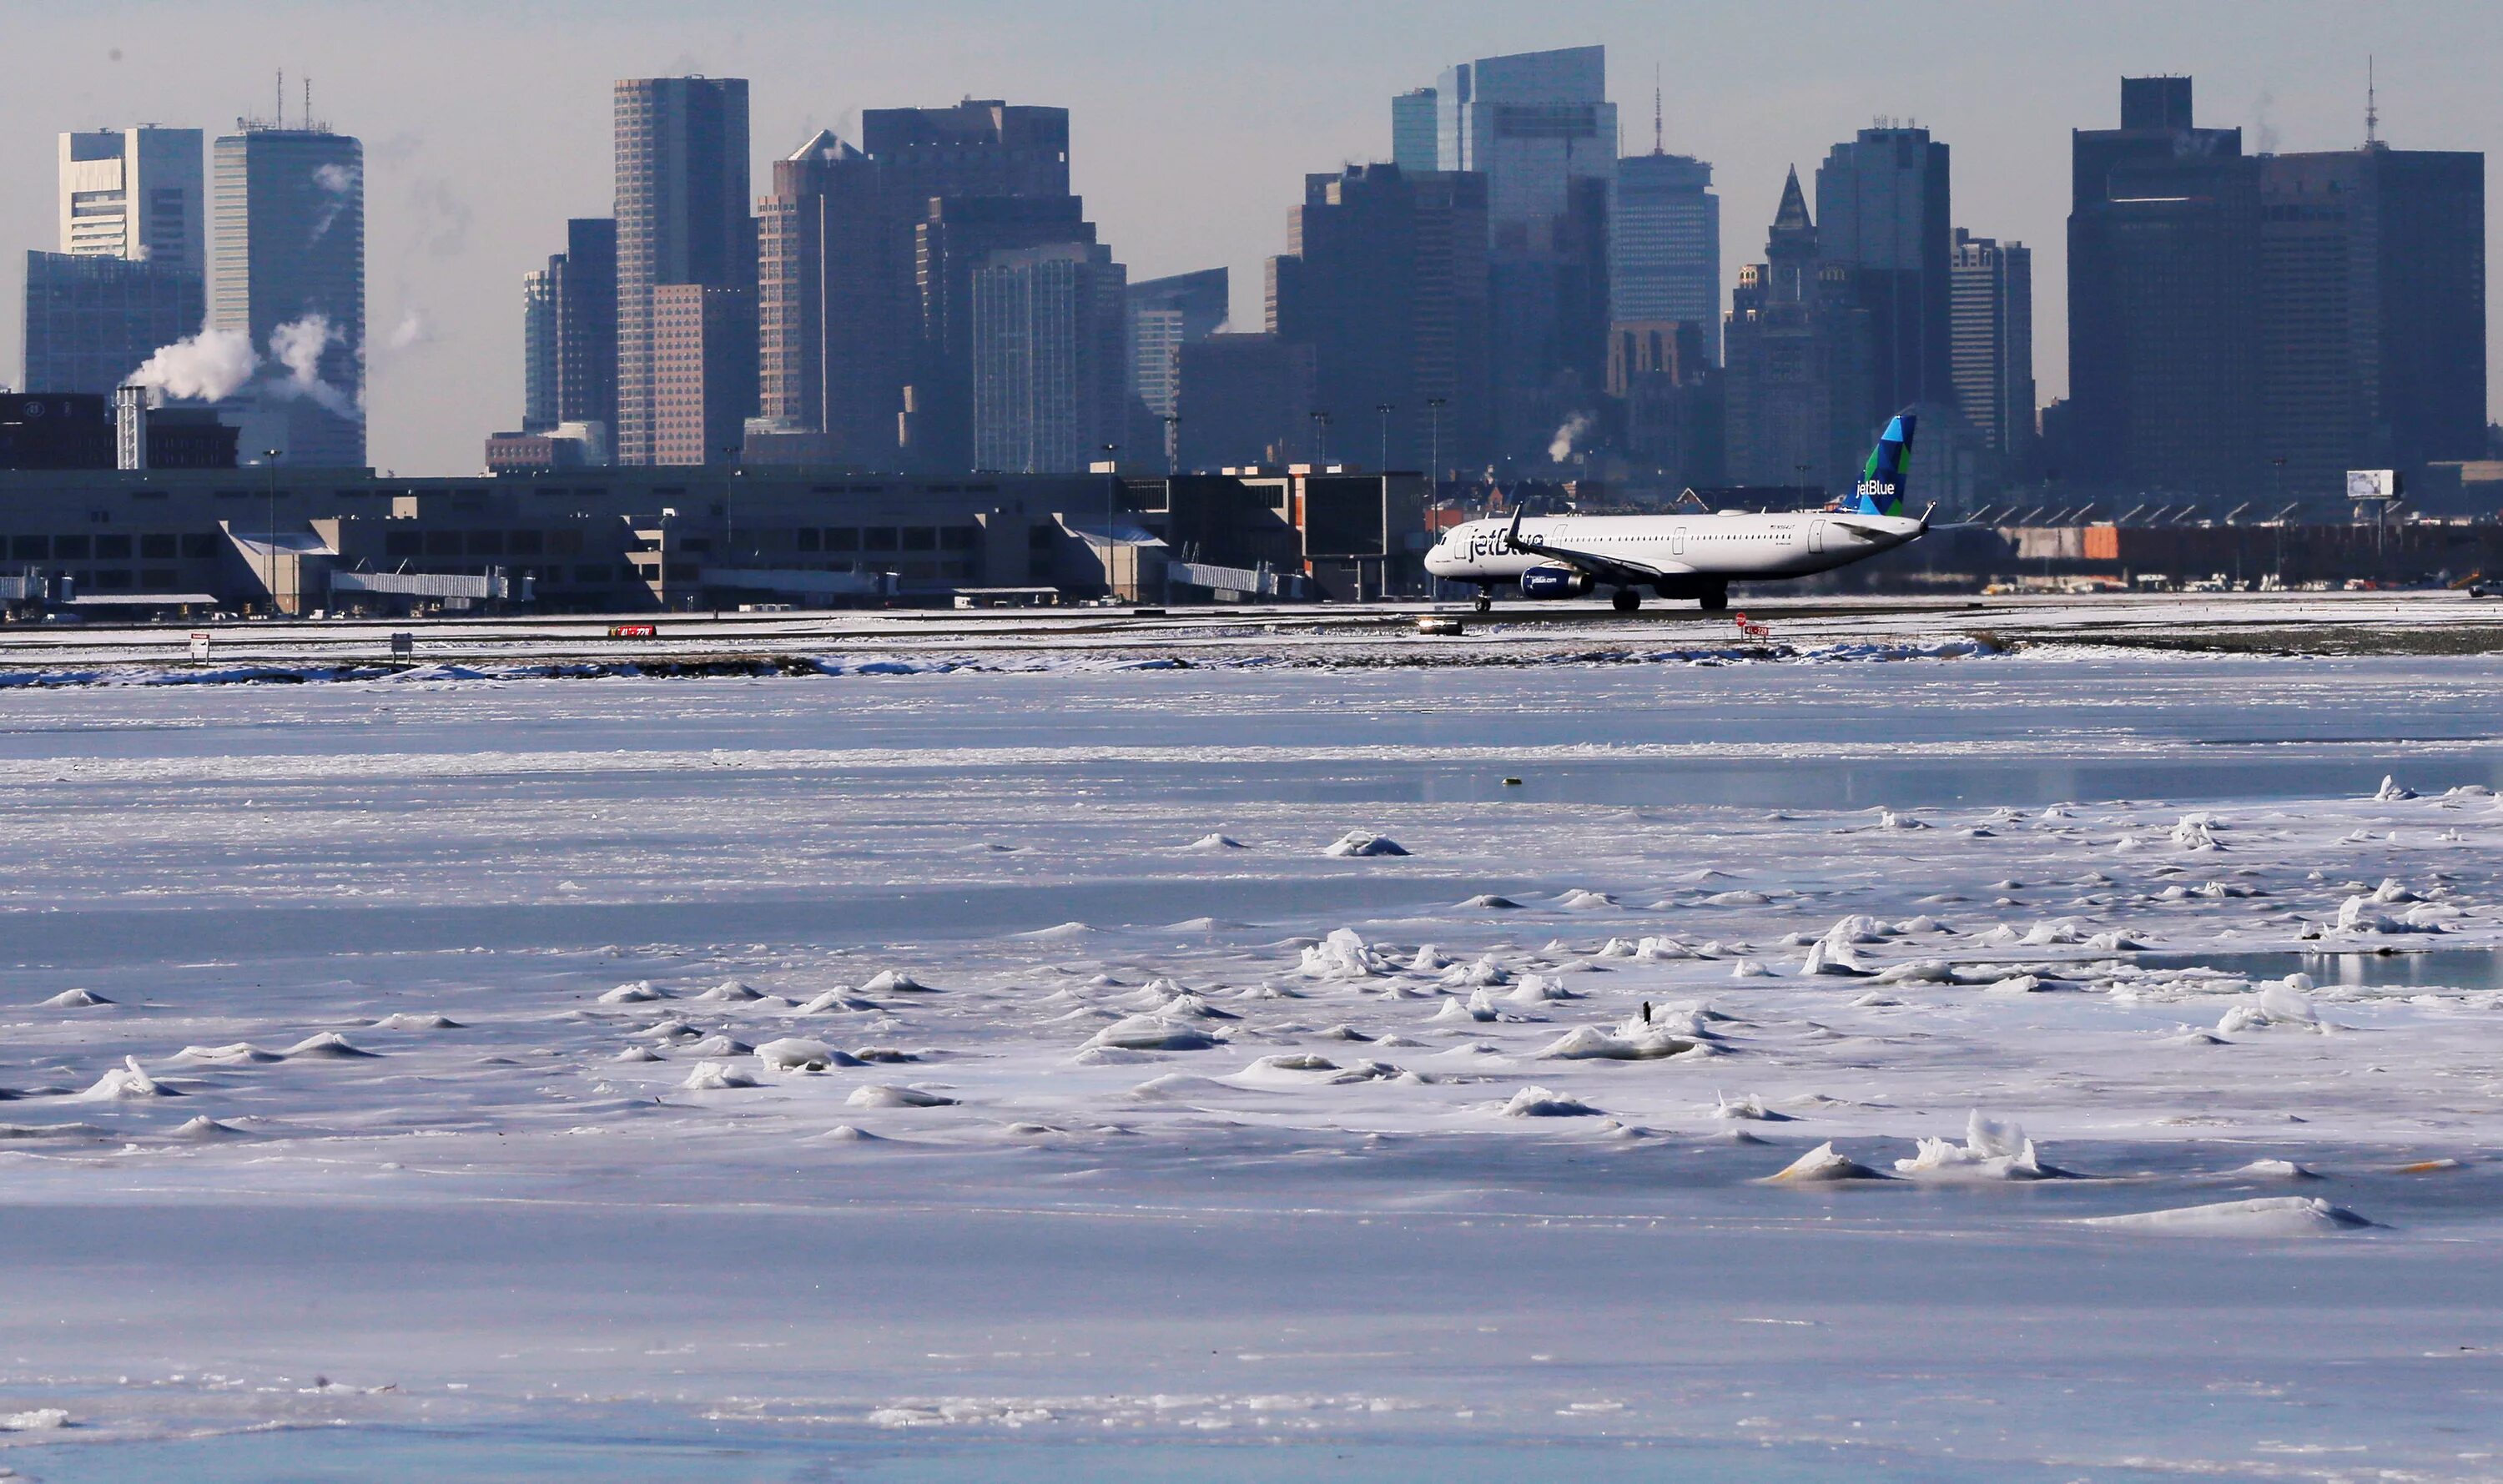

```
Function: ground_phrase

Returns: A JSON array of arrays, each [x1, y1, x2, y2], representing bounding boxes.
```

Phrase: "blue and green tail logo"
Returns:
[[1843, 414, 1916, 516]]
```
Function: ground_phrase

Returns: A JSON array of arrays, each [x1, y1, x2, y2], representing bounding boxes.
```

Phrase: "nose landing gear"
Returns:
[[1473, 587, 1493, 614]]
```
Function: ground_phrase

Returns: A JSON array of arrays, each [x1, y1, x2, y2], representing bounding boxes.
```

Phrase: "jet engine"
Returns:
[[1518, 565, 1594, 599]]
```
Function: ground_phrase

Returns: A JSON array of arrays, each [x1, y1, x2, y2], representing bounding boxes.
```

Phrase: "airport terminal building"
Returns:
[[0, 456, 1430, 618]]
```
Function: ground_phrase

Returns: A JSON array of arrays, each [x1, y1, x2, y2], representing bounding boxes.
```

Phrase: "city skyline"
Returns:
[[0, 0, 2495, 474]]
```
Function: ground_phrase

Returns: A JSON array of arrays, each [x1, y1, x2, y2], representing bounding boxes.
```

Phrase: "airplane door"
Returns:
[[1671, 526, 1685, 556], [1810, 519, 1827, 554]]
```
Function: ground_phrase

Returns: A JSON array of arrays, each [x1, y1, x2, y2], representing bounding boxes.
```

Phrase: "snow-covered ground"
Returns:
[[3, 648, 2501, 1481], [4, 588, 2503, 685]]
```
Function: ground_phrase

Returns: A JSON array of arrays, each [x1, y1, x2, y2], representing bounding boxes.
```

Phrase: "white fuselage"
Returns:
[[1423, 510, 1926, 587]]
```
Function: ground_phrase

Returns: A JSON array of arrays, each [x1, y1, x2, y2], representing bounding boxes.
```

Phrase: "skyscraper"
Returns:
[[2259, 144, 2485, 497], [1610, 150, 1720, 372], [758, 101, 1076, 469], [2067, 77, 2262, 499], [521, 266, 557, 432], [1949, 229, 2033, 461], [1392, 89, 1438, 174], [1815, 126, 1952, 424], [25, 128, 207, 397], [1722, 169, 1875, 493], [22, 252, 204, 395], [551, 218, 617, 433], [1126, 267, 1229, 435], [58, 128, 204, 270], [1424, 46, 1616, 463], [970, 242, 1126, 473], [1268, 163, 1491, 472], [613, 76, 752, 466], [211, 121, 365, 466], [650, 283, 757, 467], [905, 194, 1099, 471]]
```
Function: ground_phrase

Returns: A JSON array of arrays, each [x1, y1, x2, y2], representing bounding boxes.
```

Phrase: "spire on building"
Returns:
[[1772, 167, 1811, 231], [2365, 55, 2381, 148], [1653, 67, 1664, 155]]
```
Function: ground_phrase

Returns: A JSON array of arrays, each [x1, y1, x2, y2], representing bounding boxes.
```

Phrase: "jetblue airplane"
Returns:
[[1424, 415, 1928, 613]]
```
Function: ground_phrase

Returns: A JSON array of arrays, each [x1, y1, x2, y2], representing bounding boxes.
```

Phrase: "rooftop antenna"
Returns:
[[275, 69, 284, 127], [1653, 65, 1664, 154], [2365, 55, 2380, 145], [304, 75, 311, 130]]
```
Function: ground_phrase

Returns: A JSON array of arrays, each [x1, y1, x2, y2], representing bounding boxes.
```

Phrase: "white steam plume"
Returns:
[[310, 162, 360, 243], [1549, 411, 1595, 464], [383, 307, 433, 351], [264, 315, 362, 420], [127, 329, 259, 401]]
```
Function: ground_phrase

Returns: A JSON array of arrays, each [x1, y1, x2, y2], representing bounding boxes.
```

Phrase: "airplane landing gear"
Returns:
[[1699, 583, 1730, 614], [1473, 588, 1493, 614], [1611, 587, 1641, 614]]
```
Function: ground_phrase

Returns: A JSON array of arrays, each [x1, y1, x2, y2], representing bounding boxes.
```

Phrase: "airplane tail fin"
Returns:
[[1844, 414, 1916, 516]]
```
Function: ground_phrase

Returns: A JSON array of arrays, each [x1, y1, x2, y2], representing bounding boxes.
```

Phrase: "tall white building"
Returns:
[[1949, 228, 2033, 459], [58, 128, 204, 270]]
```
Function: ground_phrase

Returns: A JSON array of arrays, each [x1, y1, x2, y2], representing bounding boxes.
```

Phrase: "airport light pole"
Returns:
[[1426, 397, 1446, 494], [262, 449, 282, 616], [1100, 442, 1121, 600], [1376, 403, 1394, 471]]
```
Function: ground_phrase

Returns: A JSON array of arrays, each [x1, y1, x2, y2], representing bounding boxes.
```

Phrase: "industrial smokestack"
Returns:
[[114, 385, 149, 470]]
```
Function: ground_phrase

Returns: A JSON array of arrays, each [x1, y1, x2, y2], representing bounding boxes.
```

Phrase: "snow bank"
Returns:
[[1085, 1015, 1225, 1052], [2224, 1159, 2319, 1180], [1892, 1111, 2065, 1180], [1498, 1085, 1602, 1118], [698, 979, 767, 1002], [846, 1084, 959, 1109], [2, 1409, 70, 1431], [860, 969, 934, 994], [78, 1056, 174, 1099], [758, 1038, 849, 1073], [2081, 1197, 2373, 1235], [1534, 1022, 1693, 1061], [1764, 1142, 1891, 1183], [38, 988, 112, 1008], [2171, 813, 2224, 851], [1796, 939, 1868, 977], [1507, 973, 1574, 1004], [680, 1060, 758, 1090], [1325, 831, 1409, 858], [598, 981, 668, 1004], [1300, 928, 1386, 978], [177, 1043, 281, 1064], [282, 1033, 377, 1059], [169, 1115, 247, 1140]]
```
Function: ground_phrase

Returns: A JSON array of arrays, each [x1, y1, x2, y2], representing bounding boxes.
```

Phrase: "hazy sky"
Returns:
[[5, 0, 2495, 474]]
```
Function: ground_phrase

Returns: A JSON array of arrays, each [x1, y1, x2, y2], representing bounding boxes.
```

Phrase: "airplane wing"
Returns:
[[1503, 511, 1677, 582]]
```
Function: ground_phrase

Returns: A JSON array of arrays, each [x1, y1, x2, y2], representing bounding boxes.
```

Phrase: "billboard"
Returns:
[[2345, 469, 2402, 501]]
